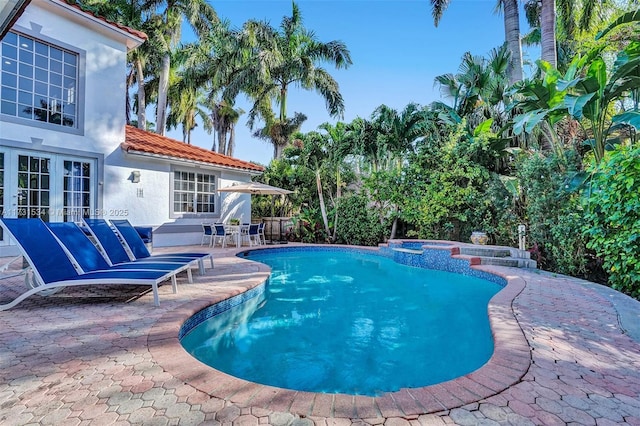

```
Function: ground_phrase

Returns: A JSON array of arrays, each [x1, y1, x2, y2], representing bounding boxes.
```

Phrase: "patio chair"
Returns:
[[201, 223, 214, 246], [247, 224, 261, 246], [257, 222, 266, 245], [45, 222, 193, 283], [212, 223, 230, 248], [110, 219, 214, 274], [0, 218, 178, 310]]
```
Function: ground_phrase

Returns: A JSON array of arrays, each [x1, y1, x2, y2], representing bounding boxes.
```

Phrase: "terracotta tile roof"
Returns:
[[122, 125, 265, 173], [58, 0, 147, 40]]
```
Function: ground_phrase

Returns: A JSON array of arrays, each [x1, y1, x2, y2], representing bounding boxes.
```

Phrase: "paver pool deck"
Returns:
[[1, 243, 639, 425]]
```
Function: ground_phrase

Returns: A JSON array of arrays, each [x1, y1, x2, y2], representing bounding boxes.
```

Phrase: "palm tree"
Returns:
[[175, 23, 244, 155], [143, 0, 217, 135], [433, 46, 510, 125], [541, 0, 558, 67], [225, 2, 352, 158], [80, 0, 163, 129], [525, 0, 611, 69], [253, 112, 308, 159], [317, 122, 354, 242], [210, 100, 243, 156], [348, 117, 385, 174], [430, 0, 523, 84], [166, 83, 212, 144], [129, 15, 165, 129], [369, 103, 430, 238]]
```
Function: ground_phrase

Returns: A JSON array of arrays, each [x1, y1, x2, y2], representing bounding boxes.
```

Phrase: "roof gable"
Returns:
[[56, 0, 146, 41], [122, 126, 264, 173]]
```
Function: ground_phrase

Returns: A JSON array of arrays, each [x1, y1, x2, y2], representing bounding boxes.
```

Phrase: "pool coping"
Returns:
[[147, 243, 531, 418]]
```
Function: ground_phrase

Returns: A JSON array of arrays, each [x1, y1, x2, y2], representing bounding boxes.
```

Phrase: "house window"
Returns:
[[63, 160, 91, 222], [17, 154, 50, 221], [1, 31, 78, 128], [173, 171, 216, 214]]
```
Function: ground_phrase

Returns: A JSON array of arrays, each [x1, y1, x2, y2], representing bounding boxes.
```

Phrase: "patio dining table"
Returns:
[[224, 224, 249, 248]]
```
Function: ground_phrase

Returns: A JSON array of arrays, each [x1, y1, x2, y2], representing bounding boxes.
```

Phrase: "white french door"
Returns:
[[0, 148, 96, 248], [16, 152, 52, 220]]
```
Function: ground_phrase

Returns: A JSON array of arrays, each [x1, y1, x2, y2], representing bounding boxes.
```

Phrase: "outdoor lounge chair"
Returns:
[[45, 222, 193, 283], [110, 219, 214, 273], [0, 218, 178, 310], [83, 219, 211, 275]]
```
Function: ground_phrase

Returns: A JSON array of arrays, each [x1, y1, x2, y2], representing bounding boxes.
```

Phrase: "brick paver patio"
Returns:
[[0, 244, 639, 425]]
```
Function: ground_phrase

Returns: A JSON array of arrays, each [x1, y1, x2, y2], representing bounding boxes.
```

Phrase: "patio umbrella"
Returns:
[[217, 181, 293, 195], [217, 182, 293, 242]]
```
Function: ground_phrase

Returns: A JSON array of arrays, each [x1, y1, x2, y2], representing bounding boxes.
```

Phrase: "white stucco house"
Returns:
[[0, 0, 264, 256]]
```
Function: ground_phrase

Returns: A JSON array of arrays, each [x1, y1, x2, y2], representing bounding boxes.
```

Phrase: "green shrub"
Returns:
[[291, 207, 327, 243], [583, 143, 640, 298], [517, 152, 588, 276], [335, 194, 385, 246]]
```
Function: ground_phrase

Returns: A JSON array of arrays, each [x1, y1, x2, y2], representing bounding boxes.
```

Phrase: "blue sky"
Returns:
[[169, 0, 536, 165]]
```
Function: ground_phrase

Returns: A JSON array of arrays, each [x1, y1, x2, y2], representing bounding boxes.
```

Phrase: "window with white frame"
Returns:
[[1, 31, 78, 127], [63, 160, 91, 222], [173, 171, 217, 214]]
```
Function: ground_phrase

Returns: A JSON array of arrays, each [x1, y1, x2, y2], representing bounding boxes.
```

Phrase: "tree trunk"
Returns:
[[316, 169, 331, 239], [541, 0, 557, 68], [274, 143, 285, 160], [227, 124, 236, 156], [135, 59, 146, 129], [280, 86, 287, 121], [126, 69, 134, 125], [156, 53, 171, 135], [503, 0, 523, 84], [331, 168, 341, 243], [390, 207, 399, 239]]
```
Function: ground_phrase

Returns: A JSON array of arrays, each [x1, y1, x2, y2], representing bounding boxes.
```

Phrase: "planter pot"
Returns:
[[470, 231, 489, 245]]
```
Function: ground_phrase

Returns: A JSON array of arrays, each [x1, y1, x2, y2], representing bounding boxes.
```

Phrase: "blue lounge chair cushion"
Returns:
[[0, 218, 178, 309], [45, 222, 193, 281]]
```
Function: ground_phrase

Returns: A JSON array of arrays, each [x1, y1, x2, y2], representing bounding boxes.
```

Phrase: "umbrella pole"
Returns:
[[266, 195, 286, 244], [266, 195, 276, 245]]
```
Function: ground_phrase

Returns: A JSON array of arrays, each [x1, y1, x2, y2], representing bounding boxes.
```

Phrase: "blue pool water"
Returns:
[[181, 248, 502, 396]]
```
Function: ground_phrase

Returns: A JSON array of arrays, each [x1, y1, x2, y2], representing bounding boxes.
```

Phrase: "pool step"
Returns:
[[460, 247, 512, 258], [472, 256, 537, 268], [460, 246, 536, 268], [391, 247, 424, 255], [389, 243, 537, 269]]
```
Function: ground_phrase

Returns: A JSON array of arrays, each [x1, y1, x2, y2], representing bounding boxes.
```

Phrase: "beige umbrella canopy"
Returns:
[[218, 182, 293, 242], [217, 182, 293, 195]]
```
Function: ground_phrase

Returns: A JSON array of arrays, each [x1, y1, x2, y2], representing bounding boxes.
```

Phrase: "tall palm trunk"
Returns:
[[390, 210, 399, 239], [135, 59, 147, 129], [156, 53, 171, 135], [217, 128, 226, 154], [315, 169, 331, 239], [541, 0, 557, 67], [227, 124, 236, 156], [331, 168, 341, 243], [279, 86, 287, 121], [503, 0, 523, 83], [126, 69, 134, 125]]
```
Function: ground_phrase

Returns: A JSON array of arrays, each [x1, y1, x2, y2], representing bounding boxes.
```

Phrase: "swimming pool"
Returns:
[[181, 247, 503, 396]]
